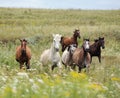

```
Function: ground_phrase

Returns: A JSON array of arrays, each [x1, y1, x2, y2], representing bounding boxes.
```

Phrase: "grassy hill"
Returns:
[[0, 8, 120, 98]]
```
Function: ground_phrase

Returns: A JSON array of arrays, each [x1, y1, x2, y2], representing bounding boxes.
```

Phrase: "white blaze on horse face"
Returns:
[[85, 41, 90, 50], [70, 44, 76, 53], [53, 34, 61, 51]]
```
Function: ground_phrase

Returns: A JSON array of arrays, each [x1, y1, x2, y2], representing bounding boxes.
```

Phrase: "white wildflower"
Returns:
[[29, 79, 34, 83], [37, 79, 44, 84], [17, 72, 29, 78]]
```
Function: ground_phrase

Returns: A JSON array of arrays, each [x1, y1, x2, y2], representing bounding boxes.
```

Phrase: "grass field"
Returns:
[[0, 8, 120, 98]]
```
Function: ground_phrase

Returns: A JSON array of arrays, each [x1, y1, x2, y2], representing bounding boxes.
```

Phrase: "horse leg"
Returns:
[[71, 64, 76, 70], [62, 61, 67, 69], [20, 62, 24, 69], [86, 64, 90, 73], [98, 55, 101, 63], [78, 66, 82, 73], [26, 60, 30, 69], [51, 64, 57, 71]]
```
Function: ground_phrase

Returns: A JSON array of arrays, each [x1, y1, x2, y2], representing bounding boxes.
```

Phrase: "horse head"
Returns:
[[94, 39, 99, 42], [82, 39, 90, 52], [67, 44, 77, 54], [20, 39, 27, 55], [53, 34, 62, 51], [74, 29, 81, 39], [99, 37, 105, 49]]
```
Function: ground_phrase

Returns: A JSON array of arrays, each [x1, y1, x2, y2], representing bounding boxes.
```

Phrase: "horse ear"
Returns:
[[25, 39, 27, 42], [99, 37, 101, 40], [19, 39, 22, 42], [94, 39, 98, 42], [88, 37, 90, 41]]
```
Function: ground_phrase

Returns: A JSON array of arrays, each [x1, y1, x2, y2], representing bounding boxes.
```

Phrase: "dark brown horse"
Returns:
[[60, 29, 80, 52], [89, 37, 105, 63], [72, 39, 91, 73], [16, 39, 31, 69]]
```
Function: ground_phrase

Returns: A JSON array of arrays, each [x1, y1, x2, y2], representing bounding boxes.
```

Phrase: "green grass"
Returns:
[[0, 8, 120, 98]]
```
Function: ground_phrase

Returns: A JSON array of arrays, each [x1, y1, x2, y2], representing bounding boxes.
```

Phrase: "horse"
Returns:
[[89, 37, 105, 63], [40, 34, 62, 71], [16, 39, 31, 69], [61, 44, 77, 68], [72, 39, 91, 73], [60, 29, 80, 52]]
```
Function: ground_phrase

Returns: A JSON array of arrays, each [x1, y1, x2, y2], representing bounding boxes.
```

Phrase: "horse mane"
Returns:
[[60, 36, 64, 44]]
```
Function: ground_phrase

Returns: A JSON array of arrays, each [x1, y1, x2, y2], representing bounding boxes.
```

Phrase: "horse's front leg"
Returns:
[[78, 65, 82, 73], [26, 60, 30, 69], [98, 55, 101, 63], [71, 63, 76, 70], [20, 62, 24, 69], [57, 62, 63, 73], [51, 63, 57, 71]]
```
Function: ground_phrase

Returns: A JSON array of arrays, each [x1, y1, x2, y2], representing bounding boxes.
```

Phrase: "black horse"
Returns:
[[89, 37, 105, 63]]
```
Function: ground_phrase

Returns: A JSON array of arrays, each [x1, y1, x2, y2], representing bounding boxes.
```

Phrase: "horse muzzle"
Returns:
[[56, 48, 59, 52], [85, 49, 90, 52], [102, 46, 105, 49]]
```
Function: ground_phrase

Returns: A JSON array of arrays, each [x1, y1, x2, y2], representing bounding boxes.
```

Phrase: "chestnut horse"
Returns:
[[16, 39, 31, 69], [72, 39, 91, 73], [60, 29, 80, 52], [89, 37, 105, 63]]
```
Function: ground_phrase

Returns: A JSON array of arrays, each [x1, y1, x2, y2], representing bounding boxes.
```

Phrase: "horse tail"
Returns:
[[60, 36, 64, 44]]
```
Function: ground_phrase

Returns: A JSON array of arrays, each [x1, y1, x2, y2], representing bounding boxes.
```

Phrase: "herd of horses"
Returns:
[[15, 29, 105, 73]]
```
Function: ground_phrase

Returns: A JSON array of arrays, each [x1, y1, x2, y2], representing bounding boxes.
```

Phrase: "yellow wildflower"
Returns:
[[111, 77, 120, 82], [70, 71, 80, 78], [79, 73, 87, 79], [64, 91, 70, 97], [89, 83, 103, 91], [70, 71, 87, 79]]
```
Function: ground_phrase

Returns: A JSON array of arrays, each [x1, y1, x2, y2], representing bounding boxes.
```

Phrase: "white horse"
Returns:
[[40, 34, 62, 70]]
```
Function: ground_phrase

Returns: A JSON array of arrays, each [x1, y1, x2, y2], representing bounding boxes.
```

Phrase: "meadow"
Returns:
[[0, 8, 120, 98]]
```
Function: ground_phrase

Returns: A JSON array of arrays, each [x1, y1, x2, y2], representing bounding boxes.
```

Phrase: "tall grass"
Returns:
[[0, 8, 120, 98]]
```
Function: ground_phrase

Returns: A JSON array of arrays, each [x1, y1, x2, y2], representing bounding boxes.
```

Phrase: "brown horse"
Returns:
[[89, 37, 105, 63], [72, 39, 91, 73], [60, 29, 80, 52], [16, 39, 31, 69]]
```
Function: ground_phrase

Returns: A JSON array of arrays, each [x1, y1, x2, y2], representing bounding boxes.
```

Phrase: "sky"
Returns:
[[0, 0, 120, 10]]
